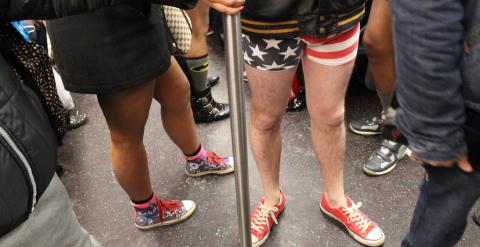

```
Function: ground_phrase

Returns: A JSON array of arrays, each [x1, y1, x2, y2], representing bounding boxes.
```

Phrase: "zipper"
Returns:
[[0, 125, 37, 212]]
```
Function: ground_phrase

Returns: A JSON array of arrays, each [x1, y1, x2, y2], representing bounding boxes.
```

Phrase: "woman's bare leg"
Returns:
[[97, 81, 156, 202], [153, 57, 200, 155]]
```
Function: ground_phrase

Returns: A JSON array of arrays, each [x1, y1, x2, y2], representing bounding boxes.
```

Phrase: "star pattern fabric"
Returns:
[[242, 24, 360, 71], [243, 34, 304, 72], [279, 46, 298, 60]]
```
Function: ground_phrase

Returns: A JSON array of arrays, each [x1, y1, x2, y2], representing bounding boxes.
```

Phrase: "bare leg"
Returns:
[[185, 1, 210, 58], [182, 3, 229, 124], [302, 58, 354, 208], [363, 0, 395, 110], [246, 64, 297, 207], [97, 81, 156, 202], [153, 57, 200, 155]]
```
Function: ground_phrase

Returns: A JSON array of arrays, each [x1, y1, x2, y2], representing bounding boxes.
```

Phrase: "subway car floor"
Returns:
[[58, 41, 480, 247]]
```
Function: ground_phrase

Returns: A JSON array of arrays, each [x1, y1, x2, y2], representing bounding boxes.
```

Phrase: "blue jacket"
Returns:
[[391, 0, 480, 161]]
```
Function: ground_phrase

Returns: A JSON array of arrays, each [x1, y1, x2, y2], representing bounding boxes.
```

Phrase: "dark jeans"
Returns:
[[402, 107, 480, 247]]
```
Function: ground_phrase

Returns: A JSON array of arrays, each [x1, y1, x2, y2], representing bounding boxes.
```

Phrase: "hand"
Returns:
[[412, 153, 473, 173], [203, 0, 244, 15]]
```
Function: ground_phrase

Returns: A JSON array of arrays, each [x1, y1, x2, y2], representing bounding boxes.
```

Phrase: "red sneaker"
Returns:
[[250, 192, 286, 247], [320, 194, 385, 246]]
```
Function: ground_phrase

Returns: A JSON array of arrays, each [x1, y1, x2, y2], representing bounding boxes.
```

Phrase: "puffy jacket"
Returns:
[[0, 43, 58, 237], [241, 0, 365, 38], [0, 0, 151, 238]]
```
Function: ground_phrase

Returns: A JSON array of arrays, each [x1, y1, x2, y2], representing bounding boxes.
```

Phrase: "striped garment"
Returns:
[[242, 23, 360, 71]]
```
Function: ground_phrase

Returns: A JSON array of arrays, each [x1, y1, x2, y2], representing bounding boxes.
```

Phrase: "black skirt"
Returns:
[[47, 5, 173, 94]]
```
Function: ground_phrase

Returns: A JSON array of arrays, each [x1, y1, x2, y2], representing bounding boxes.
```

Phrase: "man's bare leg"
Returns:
[[245, 64, 297, 207], [302, 58, 353, 208]]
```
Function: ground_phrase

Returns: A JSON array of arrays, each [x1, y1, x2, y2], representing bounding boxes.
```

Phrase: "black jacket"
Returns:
[[0, 0, 151, 237], [0, 45, 58, 238], [241, 0, 365, 38]]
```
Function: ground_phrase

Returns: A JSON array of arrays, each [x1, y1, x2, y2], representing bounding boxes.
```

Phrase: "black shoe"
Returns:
[[56, 165, 65, 177], [68, 109, 88, 130], [191, 89, 230, 123], [473, 207, 480, 226], [286, 91, 306, 112], [207, 76, 220, 87]]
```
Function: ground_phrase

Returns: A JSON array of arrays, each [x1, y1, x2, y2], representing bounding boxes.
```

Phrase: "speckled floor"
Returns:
[[58, 40, 480, 247]]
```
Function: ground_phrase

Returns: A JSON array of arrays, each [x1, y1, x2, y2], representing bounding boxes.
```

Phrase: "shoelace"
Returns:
[[206, 152, 225, 167], [251, 203, 279, 233], [342, 202, 372, 233], [157, 199, 181, 217]]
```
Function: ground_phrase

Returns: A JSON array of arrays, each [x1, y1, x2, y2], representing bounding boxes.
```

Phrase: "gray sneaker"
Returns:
[[349, 115, 384, 136], [473, 207, 480, 226], [363, 140, 408, 176], [185, 151, 234, 177]]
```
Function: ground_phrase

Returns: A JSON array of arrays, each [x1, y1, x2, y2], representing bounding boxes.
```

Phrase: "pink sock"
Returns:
[[186, 145, 206, 160], [131, 194, 157, 209]]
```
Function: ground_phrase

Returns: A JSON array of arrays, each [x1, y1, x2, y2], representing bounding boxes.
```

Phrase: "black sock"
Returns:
[[185, 143, 202, 157], [131, 193, 154, 205]]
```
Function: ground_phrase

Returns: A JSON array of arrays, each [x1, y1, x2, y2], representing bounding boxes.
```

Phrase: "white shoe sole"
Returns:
[[252, 232, 270, 247], [185, 165, 235, 177], [320, 203, 385, 247], [349, 123, 382, 136], [135, 202, 197, 230]]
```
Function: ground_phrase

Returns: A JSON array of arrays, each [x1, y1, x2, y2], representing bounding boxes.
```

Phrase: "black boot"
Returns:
[[207, 76, 220, 87], [175, 55, 229, 123], [56, 165, 65, 176], [287, 65, 306, 112], [286, 91, 306, 112], [191, 88, 230, 123]]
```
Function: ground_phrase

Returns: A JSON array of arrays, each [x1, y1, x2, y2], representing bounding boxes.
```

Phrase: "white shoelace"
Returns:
[[342, 202, 371, 233], [251, 203, 279, 232]]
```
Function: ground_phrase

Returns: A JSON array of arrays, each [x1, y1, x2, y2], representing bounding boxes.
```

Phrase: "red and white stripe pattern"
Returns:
[[301, 24, 360, 66]]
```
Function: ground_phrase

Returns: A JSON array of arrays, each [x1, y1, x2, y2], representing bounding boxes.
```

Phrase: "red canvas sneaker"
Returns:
[[320, 194, 385, 246], [250, 192, 286, 247]]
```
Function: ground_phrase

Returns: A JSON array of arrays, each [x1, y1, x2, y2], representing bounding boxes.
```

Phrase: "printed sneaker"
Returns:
[[251, 192, 286, 247], [320, 194, 385, 246], [133, 196, 196, 230], [185, 151, 234, 177], [363, 139, 408, 176], [349, 115, 384, 136]]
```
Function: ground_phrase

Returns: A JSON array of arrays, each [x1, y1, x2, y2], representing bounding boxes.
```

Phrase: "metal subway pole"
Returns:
[[223, 13, 252, 247]]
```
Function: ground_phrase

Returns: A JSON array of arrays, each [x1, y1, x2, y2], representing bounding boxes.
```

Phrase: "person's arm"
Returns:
[[390, 0, 466, 162], [1, 0, 148, 23], [1, 0, 243, 23]]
